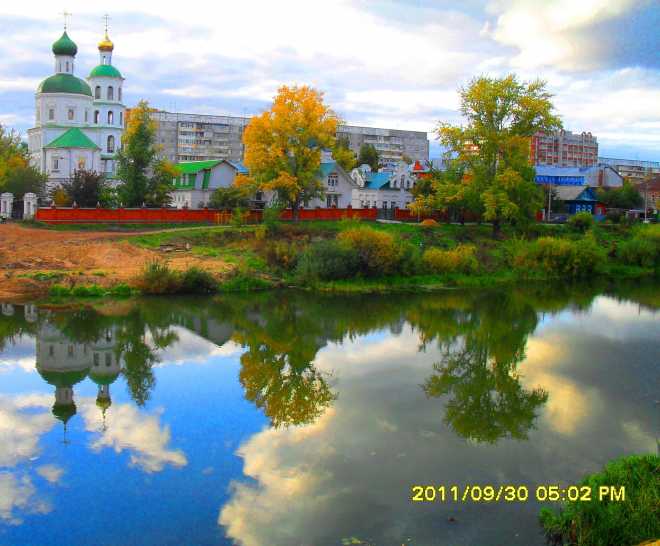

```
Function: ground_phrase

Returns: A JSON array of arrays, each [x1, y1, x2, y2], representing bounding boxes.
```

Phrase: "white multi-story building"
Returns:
[[27, 26, 125, 190], [598, 157, 660, 182]]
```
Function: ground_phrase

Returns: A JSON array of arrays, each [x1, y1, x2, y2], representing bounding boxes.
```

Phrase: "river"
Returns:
[[0, 282, 658, 545]]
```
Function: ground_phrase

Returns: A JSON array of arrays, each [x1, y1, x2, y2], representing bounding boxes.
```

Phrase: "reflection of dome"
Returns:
[[37, 367, 89, 387], [37, 74, 93, 96], [52, 31, 78, 56], [52, 402, 77, 424], [98, 32, 114, 52], [89, 371, 120, 385], [96, 396, 112, 412]]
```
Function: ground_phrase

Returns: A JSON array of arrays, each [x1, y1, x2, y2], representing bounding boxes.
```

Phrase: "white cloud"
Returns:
[[0, 473, 51, 525], [0, 394, 54, 467], [36, 464, 64, 484]]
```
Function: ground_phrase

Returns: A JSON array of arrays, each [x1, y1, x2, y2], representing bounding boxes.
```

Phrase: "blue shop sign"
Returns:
[[535, 175, 584, 185]]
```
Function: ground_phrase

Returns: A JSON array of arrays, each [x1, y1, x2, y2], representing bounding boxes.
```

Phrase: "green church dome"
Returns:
[[37, 74, 92, 96], [52, 31, 78, 56], [89, 64, 123, 79], [52, 402, 77, 424], [37, 367, 89, 388], [89, 370, 120, 386]]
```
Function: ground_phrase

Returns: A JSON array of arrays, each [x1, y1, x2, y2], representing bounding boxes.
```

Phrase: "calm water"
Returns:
[[0, 283, 658, 546]]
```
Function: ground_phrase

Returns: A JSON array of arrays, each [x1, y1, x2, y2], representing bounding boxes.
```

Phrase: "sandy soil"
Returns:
[[0, 223, 233, 301]]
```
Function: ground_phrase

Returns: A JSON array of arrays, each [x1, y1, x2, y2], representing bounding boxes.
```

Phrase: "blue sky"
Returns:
[[1, 0, 658, 160]]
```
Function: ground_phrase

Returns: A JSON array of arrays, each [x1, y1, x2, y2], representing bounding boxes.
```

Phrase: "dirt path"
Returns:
[[0, 224, 233, 301]]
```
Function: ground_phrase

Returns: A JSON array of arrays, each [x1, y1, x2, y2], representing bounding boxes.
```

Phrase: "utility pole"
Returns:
[[643, 167, 650, 223]]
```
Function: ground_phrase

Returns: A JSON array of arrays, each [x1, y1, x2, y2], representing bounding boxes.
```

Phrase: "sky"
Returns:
[[0, 0, 658, 160]]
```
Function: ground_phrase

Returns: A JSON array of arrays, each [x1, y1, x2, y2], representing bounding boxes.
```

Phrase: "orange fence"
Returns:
[[35, 207, 378, 225]]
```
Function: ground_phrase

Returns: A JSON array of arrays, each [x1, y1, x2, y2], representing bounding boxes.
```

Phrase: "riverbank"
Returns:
[[0, 220, 658, 301]]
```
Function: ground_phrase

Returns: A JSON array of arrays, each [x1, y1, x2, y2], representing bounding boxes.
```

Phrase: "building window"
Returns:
[[95, 86, 101, 99], [118, 87, 122, 102], [51, 157, 59, 171], [108, 111, 114, 124], [382, 201, 388, 209], [65, 61, 69, 72], [94, 353, 100, 366], [94, 110, 100, 124], [84, 110, 88, 122], [67, 108, 74, 120], [67, 345, 74, 357], [107, 135, 115, 153], [107, 86, 114, 101], [119, 112, 123, 126], [391, 201, 396, 209], [48, 108, 55, 121], [105, 353, 112, 366], [326, 194, 338, 208], [49, 345, 54, 357], [328, 173, 338, 187], [78, 157, 86, 169]]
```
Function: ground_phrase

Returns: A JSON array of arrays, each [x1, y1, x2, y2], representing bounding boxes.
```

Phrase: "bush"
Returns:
[[513, 235, 605, 278], [337, 227, 401, 276], [231, 207, 247, 227], [423, 244, 478, 274], [567, 211, 595, 232], [180, 267, 217, 294], [295, 240, 360, 283], [137, 261, 181, 295], [263, 240, 301, 271], [420, 218, 439, 227], [262, 204, 283, 236], [71, 284, 105, 297], [539, 454, 659, 546], [617, 224, 660, 267]]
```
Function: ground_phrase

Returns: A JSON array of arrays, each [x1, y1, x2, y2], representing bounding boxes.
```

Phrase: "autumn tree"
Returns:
[[0, 124, 47, 198], [332, 135, 356, 172], [209, 185, 250, 210], [236, 85, 339, 220], [436, 75, 562, 235], [116, 101, 178, 207], [357, 143, 379, 171]]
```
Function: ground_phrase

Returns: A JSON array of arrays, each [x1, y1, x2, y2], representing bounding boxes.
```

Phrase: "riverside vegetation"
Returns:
[[43, 218, 660, 298]]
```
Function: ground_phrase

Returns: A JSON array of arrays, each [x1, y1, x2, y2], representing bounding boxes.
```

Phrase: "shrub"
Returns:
[[71, 284, 105, 297], [262, 204, 283, 235], [539, 454, 659, 546], [263, 240, 300, 271], [617, 224, 660, 267], [513, 236, 605, 278], [180, 267, 218, 294], [109, 283, 133, 297], [567, 211, 595, 232], [423, 244, 478, 274], [138, 261, 181, 295], [230, 207, 247, 227], [337, 227, 401, 276], [420, 218, 439, 227], [49, 285, 72, 297], [295, 240, 360, 283]]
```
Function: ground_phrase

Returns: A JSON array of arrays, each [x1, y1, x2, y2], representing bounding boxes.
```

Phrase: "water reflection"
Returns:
[[0, 280, 658, 545]]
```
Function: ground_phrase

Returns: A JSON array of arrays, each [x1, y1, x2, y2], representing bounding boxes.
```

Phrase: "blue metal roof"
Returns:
[[320, 161, 337, 177], [225, 160, 249, 174], [365, 172, 392, 189]]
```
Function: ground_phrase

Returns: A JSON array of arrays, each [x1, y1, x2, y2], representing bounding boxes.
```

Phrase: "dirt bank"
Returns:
[[0, 224, 233, 301]]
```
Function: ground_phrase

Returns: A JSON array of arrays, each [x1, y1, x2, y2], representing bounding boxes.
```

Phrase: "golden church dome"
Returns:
[[98, 32, 114, 52]]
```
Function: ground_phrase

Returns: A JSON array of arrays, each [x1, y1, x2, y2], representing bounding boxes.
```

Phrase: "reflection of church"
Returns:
[[35, 320, 122, 432]]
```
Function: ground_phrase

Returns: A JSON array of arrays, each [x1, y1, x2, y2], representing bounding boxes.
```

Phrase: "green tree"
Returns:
[[59, 169, 107, 207], [332, 135, 356, 172], [597, 180, 643, 210], [209, 185, 251, 210], [116, 101, 176, 207], [357, 143, 379, 171], [0, 124, 47, 198], [437, 75, 562, 234]]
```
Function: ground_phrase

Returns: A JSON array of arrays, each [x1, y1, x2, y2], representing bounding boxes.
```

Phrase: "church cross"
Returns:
[[61, 10, 71, 31]]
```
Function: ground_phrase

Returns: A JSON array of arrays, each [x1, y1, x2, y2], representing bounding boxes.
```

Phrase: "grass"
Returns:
[[49, 283, 134, 298], [539, 454, 659, 546]]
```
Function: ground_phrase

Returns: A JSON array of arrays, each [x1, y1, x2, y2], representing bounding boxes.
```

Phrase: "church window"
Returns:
[[65, 61, 69, 72], [118, 87, 122, 102], [107, 135, 115, 153], [105, 353, 112, 366], [94, 353, 99, 366], [95, 86, 101, 99], [48, 108, 55, 121], [49, 346, 54, 357], [84, 110, 88, 122], [67, 108, 74, 121], [52, 157, 59, 171], [107, 86, 114, 101], [120, 112, 123, 126], [67, 345, 74, 357], [108, 111, 114, 124], [78, 157, 86, 169], [94, 110, 100, 124]]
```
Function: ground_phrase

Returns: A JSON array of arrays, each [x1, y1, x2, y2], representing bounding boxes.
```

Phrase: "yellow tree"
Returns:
[[236, 85, 339, 220]]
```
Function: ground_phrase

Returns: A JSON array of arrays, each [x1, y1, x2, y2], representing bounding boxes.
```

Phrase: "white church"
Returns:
[[27, 23, 126, 189]]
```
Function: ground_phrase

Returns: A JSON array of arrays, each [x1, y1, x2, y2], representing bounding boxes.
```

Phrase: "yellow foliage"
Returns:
[[337, 227, 400, 275], [52, 188, 71, 206], [423, 245, 478, 274], [240, 85, 339, 208]]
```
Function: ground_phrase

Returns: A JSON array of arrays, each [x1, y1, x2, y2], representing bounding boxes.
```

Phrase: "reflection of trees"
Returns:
[[421, 292, 549, 443]]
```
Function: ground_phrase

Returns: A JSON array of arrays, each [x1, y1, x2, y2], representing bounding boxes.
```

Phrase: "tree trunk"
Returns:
[[291, 201, 300, 222]]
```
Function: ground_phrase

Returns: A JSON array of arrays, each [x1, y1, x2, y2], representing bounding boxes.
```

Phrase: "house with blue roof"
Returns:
[[350, 162, 418, 210]]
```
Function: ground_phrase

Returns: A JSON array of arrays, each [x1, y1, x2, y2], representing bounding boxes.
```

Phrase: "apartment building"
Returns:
[[149, 111, 429, 165], [530, 130, 598, 167], [598, 157, 660, 181]]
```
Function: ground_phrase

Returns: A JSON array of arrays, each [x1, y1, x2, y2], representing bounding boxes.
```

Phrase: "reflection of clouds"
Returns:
[[0, 335, 36, 374], [154, 327, 242, 367], [80, 402, 187, 473], [36, 464, 63, 484], [0, 395, 54, 467], [521, 337, 604, 436], [0, 473, 51, 525]]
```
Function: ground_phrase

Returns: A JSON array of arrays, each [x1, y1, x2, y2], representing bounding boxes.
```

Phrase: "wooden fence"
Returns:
[[35, 206, 378, 225]]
